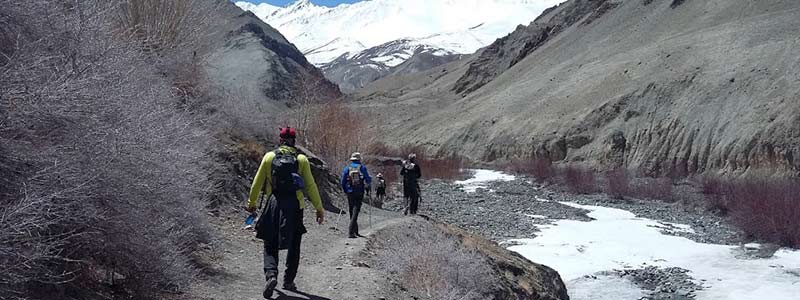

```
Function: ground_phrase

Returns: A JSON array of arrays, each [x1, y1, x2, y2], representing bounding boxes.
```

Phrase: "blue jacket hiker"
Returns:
[[340, 152, 372, 238]]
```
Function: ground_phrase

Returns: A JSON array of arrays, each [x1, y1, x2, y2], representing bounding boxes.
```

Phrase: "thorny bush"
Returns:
[[0, 0, 225, 298]]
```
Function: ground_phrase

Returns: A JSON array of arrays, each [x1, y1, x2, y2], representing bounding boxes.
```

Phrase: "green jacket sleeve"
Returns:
[[248, 152, 274, 209], [298, 154, 323, 213]]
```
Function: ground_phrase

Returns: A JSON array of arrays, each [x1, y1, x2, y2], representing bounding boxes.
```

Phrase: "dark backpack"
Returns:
[[377, 178, 386, 190], [403, 163, 418, 184], [271, 150, 300, 196], [347, 164, 364, 189]]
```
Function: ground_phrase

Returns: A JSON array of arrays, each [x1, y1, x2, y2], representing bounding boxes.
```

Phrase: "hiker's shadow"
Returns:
[[275, 290, 332, 300]]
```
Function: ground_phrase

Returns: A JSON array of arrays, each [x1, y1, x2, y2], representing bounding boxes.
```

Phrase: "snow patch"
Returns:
[[455, 169, 515, 193], [507, 203, 800, 300]]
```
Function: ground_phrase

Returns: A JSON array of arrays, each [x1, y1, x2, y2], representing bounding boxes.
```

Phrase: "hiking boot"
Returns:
[[263, 276, 277, 299], [282, 281, 298, 292], [348, 234, 357, 239]]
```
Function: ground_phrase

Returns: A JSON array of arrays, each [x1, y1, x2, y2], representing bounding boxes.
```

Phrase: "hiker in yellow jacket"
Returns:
[[246, 127, 324, 298]]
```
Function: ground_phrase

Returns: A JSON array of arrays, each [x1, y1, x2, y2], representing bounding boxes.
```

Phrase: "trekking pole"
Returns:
[[335, 195, 345, 231], [368, 192, 373, 229]]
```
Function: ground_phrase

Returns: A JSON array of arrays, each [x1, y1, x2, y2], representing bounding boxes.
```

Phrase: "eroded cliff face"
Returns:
[[353, 0, 800, 176]]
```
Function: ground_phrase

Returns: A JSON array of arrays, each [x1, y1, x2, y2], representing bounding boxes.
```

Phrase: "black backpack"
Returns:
[[271, 150, 300, 196], [403, 163, 418, 184], [377, 178, 386, 190]]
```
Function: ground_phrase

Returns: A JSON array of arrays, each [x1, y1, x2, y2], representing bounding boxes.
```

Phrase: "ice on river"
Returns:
[[507, 202, 800, 300], [454, 169, 515, 193]]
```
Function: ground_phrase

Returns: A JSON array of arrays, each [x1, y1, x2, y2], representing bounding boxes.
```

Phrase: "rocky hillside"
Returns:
[[354, 0, 800, 176], [205, 0, 340, 122]]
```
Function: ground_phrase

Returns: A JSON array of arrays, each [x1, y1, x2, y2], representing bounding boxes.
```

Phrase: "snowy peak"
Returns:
[[235, 1, 280, 19], [235, 0, 565, 65]]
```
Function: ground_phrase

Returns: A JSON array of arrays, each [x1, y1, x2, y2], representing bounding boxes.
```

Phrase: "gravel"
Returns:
[[607, 266, 703, 300], [383, 179, 591, 241], [385, 176, 742, 245]]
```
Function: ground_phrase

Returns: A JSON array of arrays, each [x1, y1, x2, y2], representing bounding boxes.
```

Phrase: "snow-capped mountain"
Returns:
[[235, 0, 563, 91], [236, 0, 564, 65]]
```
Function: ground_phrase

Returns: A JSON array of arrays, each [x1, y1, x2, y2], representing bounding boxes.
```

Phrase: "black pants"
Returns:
[[347, 192, 363, 236], [263, 230, 302, 283], [406, 194, 420, 215]]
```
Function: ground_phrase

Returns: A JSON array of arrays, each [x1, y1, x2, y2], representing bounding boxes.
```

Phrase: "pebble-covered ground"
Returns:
[[385, 176, 743, 245]]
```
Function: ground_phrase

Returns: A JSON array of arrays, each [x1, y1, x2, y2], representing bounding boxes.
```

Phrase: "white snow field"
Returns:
[[507, 202, 800, 300], [235, 0, 565, 65], [454, 169, 516, 192], [451, 170, 800, 300]]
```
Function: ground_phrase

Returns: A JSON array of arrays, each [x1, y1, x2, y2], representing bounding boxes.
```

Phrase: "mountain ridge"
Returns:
[[352, 0, 800, 176]]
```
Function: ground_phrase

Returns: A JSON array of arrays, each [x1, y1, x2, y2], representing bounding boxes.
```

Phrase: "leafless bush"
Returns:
[[367, 143, 467, 180], [507, 157, 555, 182], [367, 220, 498, 300], [0, 0, 220, 298], [418, 156, 467, 181], [304, 100, 372, 164], [562, 165, 598, 194], [708, 176, 800, 247], [604, 168, 631, 199], [115, 0, 221, 54], [631, 177, 674, 201]]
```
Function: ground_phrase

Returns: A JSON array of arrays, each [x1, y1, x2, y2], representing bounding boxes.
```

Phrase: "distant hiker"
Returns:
[[375, 173, 386, 202], [401, 153, 422, 215], [246, 127, 325, 299], [340, 152, 372, 238]]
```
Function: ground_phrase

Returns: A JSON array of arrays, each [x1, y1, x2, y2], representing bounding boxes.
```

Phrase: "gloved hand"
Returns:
[[246, 205, 256, 213], [315, 210, 324, 225]]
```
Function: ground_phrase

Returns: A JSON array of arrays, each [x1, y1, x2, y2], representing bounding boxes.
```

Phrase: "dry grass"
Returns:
[[366, 219, 499, 300]]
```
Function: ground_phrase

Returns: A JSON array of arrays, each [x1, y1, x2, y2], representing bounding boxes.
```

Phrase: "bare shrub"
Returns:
[[563, 165, 598, 194], [304, 100, 372, 164], [418, 156, 467, 181], [631, 177, 674, 201], [666, 159, 690, 183], [605, 168, 631, 199], [700, 174, 728, 212], [115, 0, 222, 54], [366, 142, 467, 180], [701, 174, 725, 195], [366, 141, 397, 157], [723, 177, 800, 247], [508, 157, 555, 182], [0, 0, 220, 298], [367, 220, 499, 300]]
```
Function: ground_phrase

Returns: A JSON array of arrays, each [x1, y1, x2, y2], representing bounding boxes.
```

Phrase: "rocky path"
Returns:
[[188, 203, 407, 300]]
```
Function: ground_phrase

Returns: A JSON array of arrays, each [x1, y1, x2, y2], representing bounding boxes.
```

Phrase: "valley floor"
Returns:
[[382, 170, 800, 300], [189, 170, 800, 300]]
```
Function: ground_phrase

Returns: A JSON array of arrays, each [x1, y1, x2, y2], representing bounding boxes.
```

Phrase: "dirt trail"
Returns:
[[189, 203, 406, 300]]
